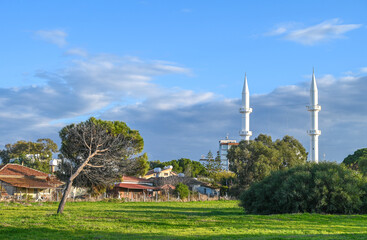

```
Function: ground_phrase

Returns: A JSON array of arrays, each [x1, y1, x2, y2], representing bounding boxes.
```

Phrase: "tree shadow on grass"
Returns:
[[71, 208, 367, 235], [0, 227, 366, 240], [102, 204, 243, 218]]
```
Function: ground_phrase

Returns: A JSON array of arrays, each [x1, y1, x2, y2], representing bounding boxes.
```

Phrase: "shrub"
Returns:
[[240, 162, 367, 214], [175, 183, 189, 199]]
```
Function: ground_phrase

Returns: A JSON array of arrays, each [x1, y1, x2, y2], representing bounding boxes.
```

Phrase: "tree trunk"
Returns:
[[57, 179, 73, 214], [56, 152, 96, 214]]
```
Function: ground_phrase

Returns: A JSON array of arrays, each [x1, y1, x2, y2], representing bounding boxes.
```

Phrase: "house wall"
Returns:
[[143, 168, 176, 179], [0, 181, 55, 198], [116, 188, 156, 200], [0, 181, 16, 195], [196, 186, 219, 196], [13, 188, 53, 198]]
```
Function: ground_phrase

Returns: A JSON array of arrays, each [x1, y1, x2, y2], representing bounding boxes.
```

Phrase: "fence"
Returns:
[[0, 191, 235, 203]]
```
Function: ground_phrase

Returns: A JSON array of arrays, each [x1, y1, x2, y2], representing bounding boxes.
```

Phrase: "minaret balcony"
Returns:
[[307, 105, 321, 111], [239, 130, 252, 136], [239, 107, 253, 113], [307, 130, 321, 135]]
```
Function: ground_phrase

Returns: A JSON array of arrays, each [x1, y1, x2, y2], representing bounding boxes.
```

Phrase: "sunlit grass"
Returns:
[[0, 200, 367, 239]]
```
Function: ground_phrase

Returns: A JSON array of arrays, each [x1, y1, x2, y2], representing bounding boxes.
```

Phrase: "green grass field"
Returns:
[[1, 200, 367, 239]]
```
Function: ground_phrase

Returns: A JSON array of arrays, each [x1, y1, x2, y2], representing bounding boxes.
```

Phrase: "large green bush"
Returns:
[[240, 162, 367, 214], [175, 183, 189, 199]]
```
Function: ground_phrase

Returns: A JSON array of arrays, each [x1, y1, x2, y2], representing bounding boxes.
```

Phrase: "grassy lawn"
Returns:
[[0, 200, 367, 239]]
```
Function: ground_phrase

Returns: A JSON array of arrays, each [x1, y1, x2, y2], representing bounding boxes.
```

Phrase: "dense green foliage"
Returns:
[[227, 134, 307, 192], [210, 171, 237, 195], [150, 158, 207, 177], [1, 201, 367, 239], [343, 148, 367, 175], [26, 160, 51, 173], [131, 153, 150, 177], [0, 138, 58, 173], [175, 182, 190, 199], [240, 162, 367, 214], [201, 151, 222, 176]]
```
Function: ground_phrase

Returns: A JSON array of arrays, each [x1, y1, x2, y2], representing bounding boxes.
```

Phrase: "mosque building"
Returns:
[[217, 70, 321, 170]]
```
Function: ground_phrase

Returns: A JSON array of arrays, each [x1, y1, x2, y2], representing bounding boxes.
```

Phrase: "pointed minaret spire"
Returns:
[[307, 69, 321, 163], [239, 73, 252, 141]]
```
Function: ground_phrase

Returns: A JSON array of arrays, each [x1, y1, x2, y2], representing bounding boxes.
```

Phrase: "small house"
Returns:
[[142, 166, 177, 179], [0, 164, 63, 199], [186, 178, 220, 197], [113, 176, 157, 200]]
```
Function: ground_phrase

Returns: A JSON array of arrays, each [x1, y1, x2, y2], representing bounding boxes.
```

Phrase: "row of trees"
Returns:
[[149, 158, 207, 178], [228, 135, 367, 214], [0, 129, 310, 212], [1, 116, 365, 215], [149, 150, 223, 179], [227, 134, 307, 195], [0, 138, 59, 173], [149, 134, 309, 198]]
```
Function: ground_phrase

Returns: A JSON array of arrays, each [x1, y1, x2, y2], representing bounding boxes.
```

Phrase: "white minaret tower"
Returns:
[[307, 69, 321, 163], [239, 73, 252, 141]]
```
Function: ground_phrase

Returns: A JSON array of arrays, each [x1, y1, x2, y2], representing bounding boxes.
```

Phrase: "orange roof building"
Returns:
[[113, 175, 157, 200], [0, 164, 63, 199]]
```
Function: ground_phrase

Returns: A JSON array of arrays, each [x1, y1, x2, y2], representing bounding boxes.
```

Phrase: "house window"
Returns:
[[34, 189, 38, 194], [164, 173, 168, 176]]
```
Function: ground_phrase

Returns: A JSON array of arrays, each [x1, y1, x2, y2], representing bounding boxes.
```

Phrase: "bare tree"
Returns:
[[57, 118, 145, 214]]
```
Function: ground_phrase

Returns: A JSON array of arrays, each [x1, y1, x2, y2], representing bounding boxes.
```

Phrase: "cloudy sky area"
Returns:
[[0, 1, 366, 162]]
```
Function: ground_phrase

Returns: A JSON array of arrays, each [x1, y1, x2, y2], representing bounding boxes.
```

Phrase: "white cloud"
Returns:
[[35, 30, 67, 47], [267, 27, 287, 36], [1, 53, 367, 164], [267, 19, 362, 45], [316, 74, 336, 86], [143, 90, 214, 111], [65, 48, 88, 57], [265, 22, 298, 36], [0, 54, 199, 151], [100, 73, 367, 162], [360, 67, 367, 73]]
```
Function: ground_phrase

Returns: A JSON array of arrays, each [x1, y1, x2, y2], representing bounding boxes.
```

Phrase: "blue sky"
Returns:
[[0, 1, 366, 162]]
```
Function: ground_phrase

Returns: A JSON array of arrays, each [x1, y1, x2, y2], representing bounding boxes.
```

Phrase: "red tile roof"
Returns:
[[0, 177, 63, 189], [0, 164, 63, 189], [0, 164, 49, 177], [115, 183, 157, 190]]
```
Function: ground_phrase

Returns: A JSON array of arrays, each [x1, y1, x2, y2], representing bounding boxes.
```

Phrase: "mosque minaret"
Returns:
[[307, 69, 321, 163], [239, 74, 252, 141]]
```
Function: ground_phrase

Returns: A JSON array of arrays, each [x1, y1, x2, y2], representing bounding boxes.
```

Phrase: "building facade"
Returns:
[[142, 166, 177, 179], [0, 164, 63, 199], [218, 138, 239, 171]]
